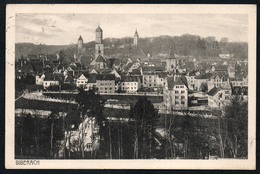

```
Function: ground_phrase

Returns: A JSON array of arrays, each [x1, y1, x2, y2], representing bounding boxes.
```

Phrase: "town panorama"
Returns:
[[15, 25, 248, 160]]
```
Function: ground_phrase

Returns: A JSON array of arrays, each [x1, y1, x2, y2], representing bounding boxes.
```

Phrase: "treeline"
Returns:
[[138, 34, 247, 59], [16, 34, 248, 64]]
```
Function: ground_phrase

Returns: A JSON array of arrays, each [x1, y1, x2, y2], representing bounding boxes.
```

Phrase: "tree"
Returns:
[[220, 37, 229, 43], [129, 97, 159, 159], [210, 96, 248, 158], [224, 96, 248, 158], [47, 110, 63, 158], [200, 82, 208, 92], [75, 89, 105, 158]]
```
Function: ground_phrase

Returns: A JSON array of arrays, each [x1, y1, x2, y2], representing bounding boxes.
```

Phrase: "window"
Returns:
[[181, 90, 185, 93], [180, 86, 184, 88], [175, 91, 179, 94], [175, 101, 179, 104], [110, 87, 112, 90], [131, 87, 133, 89], [176, 86, 179, 88], [225, 91, 229, 94], [175, 96, 179, 99], [181, 101, 185, 104], [105, 88, 107, 90], [225, 96, 229, 100], [149, 84, 151, 86], [181, 96, 185, 99]]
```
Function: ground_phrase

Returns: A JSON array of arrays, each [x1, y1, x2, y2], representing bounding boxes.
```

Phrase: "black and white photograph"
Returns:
[[5, 4, 256, 169]]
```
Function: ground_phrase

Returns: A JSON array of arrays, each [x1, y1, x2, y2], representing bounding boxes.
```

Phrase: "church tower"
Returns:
[[133, 29, 139, 47], [95, 26, 104, 58], [166, 46, 178, 73], [78, 35, 83, 53]]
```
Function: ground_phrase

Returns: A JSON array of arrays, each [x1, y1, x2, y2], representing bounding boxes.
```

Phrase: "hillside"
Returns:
[[15, 34, 248, 63], [15, 43, 69, 61]]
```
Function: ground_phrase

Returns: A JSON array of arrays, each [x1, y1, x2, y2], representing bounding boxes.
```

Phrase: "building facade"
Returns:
[[164, 75, 189, 111], [120, 75, 141, 93], [96, 74, 115, 94]]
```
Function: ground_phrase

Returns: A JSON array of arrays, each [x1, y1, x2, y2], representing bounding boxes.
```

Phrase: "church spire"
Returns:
[[135, 29, 138, 35]]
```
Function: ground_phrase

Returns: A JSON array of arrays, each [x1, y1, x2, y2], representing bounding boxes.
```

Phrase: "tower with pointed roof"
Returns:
[[133, 29, 139, 47], [78, 35, 83, 54], [166, 46, 178, 73], [95, 26, 104, 59]]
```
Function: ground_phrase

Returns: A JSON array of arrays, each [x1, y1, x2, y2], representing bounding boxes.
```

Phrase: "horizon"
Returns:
[[16, 13, 248, 45]]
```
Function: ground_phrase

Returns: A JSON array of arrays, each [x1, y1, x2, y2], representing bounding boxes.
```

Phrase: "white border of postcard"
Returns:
[[5, 4, 256, 169]]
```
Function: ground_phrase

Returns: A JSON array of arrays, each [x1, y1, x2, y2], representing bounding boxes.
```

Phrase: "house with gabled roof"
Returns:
[[76, 73, 89, 88], [163, 75, 189, 110], [207, 72, 230, 92], [43, 73, 60, 89], [194, 73, 212, 91], [90, 55, 107, 70], [208, 86, 231, 108]]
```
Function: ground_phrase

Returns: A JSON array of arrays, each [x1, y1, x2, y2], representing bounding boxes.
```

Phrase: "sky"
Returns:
[[15, 13, 248, 45]]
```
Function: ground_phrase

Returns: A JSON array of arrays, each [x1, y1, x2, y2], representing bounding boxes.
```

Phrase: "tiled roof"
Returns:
[[195, 73, 212, 79], [88, 74, 97, 83], [166, 75, 188, 90], [208, 87, 220, 96], [157, 72, 168, 78], [95, 55, 106, 63], [121, 76, 140, 82], [96, 74, 115, 81], [142, 66, 165, 72]]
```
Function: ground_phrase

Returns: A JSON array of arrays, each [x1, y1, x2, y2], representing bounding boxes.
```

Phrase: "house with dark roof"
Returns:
[[230, 72, 248, 87], [67, 62, 87, 77], [90, 55, 107, 69], [84, 74, 98, 91], [163, 75, 189, 110], [120, 75, 141, 93], [207, 72, 230, 92], [194, 73, 212, 91], [76, 73, 89, 88], [185, 70, 198, 90], [207, 86, 231, 108], [96, 74, 116, 94], [43, 73, 60, 89], [156, 72, 168, 88]]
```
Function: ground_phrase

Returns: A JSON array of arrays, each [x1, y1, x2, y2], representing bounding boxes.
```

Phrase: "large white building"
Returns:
[[120, 75, 141, 93], [164, 75, 189, 111]]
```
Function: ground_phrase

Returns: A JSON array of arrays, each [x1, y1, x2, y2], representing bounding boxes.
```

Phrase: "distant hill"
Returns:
[[15, 34, 248, 63], [15, 43, 69, 61]]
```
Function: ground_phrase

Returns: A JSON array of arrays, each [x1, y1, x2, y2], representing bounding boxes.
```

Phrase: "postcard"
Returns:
[[5, 4, 256, 169]]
